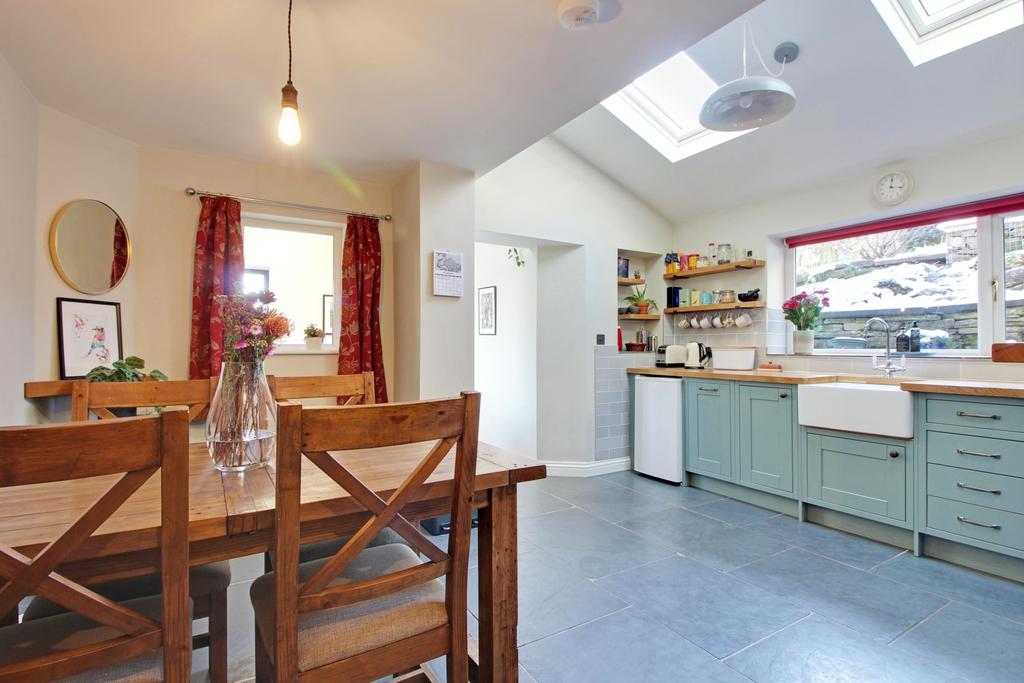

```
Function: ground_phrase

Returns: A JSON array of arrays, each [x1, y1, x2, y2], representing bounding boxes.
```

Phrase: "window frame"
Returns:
[[785, 211, 1013, 358], [241, 212, 343, 354]]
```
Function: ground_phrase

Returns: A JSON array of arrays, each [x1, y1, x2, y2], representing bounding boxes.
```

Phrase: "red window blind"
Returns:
[[785, 192, 1024, 248]]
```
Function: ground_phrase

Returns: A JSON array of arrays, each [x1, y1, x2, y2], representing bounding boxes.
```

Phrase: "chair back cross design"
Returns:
[[270, 392, 480, 681], [0, 409, 190, 681]]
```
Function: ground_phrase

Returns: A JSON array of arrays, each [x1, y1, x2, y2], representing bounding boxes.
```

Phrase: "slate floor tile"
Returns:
[[598, 555, 809, 657], [468, 548, 628, 645], [519, 508, 674, 579], [519, 607, 749, 683], [599, 471, 724, 507], [695, 498, 780, 526], [747, 514, 903, 570], [534, 475, 621, 500], [543, 478, 672, 523], [891, 601, 1024, 683], [732, 548, 948, 641], [874, 553, 1024, 624], [517, 482, 573, 518], [619, 505, 790, 571], [725, 614, 966, 682]]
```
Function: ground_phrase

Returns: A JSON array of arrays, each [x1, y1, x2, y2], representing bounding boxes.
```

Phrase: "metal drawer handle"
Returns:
[[956, 448, 1002, 459], [698, 387, 719, 393], [956, 482, 1002, 495], [957, 515, 1001, 530], [956, 410, 1002, 420]]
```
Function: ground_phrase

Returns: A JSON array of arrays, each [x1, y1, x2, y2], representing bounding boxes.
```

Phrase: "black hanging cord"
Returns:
[[287, 0, 293, 84]]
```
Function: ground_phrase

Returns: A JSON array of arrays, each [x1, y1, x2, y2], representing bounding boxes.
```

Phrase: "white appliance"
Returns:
[[633, 376, 684, 483], [685, 342, 712, 369]]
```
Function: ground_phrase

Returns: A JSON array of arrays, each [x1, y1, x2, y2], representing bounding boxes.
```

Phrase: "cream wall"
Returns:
[[0, 53, 40, 425], [391, 166, 422, 402], [31, 107, 395, 397], [475, 137, 673, 464], [674, 129, 1024, 380]]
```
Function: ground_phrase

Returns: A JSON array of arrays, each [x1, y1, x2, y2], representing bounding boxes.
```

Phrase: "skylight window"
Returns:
[[872, 0, 1022, 65], [601, 51, 750, 163]]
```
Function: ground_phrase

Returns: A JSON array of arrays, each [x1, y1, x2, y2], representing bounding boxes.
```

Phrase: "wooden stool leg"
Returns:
[[208, 588, 228, 683]]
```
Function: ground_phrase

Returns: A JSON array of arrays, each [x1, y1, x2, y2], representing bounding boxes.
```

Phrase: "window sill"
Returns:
[[271, 347, 339, 357], [766, 350, 991, 361]]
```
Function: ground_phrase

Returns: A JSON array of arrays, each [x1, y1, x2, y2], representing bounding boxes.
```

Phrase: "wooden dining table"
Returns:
[[0, 439, 546, 682]]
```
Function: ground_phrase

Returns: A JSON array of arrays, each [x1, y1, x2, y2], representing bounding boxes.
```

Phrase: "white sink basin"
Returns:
[[798, 382, 914, 438]]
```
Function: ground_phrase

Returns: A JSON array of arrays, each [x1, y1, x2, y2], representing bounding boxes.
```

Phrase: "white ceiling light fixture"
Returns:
[[699, 23, 797, 132], [558, 0, 600, 30], [277, 0, 301, 146]]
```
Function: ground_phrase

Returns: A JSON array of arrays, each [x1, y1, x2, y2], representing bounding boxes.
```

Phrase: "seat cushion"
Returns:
[[0, 595, 190, 682], [266, 526, 410, 570], [22, 561, 230, 622], [250, 543, 446, 671]]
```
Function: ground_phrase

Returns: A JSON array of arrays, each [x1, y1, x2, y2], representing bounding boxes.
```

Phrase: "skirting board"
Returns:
[[543, 457, 631, 477]]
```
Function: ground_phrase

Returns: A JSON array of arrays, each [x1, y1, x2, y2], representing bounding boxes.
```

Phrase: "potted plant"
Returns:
[[783, 289, 829, 354], [624, 285, 658, 314], [303, 322, 325, 351], [85, 356, 168, 417]]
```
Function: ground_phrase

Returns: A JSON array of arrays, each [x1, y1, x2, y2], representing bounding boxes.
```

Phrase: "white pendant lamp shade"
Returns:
[[699, 75, 795, 132]]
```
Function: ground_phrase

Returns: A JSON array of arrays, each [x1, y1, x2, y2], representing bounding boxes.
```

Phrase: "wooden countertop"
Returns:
[[899, 379, 1024, 399], [626, 367, 839, 384]]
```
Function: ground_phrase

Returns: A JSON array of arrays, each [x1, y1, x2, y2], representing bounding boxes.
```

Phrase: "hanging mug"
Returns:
[[699, 316, 712, 329], [736, 313, 753, 328], [678, 317, 690, 329], [711, 315, 723, 328], [724, 313, 736, 328]]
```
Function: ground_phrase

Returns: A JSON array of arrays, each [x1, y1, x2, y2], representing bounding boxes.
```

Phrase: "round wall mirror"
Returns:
[[49, 199, 131, 294]]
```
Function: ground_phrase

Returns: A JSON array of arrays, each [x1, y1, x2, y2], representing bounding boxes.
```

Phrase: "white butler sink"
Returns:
[[798, 382, 914, 438]]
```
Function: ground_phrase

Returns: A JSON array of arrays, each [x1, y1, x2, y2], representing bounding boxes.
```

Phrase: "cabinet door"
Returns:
[[738, 384, 794, 494], [686, 381, 733, 479], [805, 432, 907, 523]]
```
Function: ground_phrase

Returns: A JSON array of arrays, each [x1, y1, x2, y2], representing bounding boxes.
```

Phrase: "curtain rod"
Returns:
[[184, 187, 392, 222]]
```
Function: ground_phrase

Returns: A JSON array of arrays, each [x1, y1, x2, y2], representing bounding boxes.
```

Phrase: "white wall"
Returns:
[[474, 243, 537, 457], [28, 106, 396, 395], [0, 53, 39, 425], [476, 137, 673, 464]]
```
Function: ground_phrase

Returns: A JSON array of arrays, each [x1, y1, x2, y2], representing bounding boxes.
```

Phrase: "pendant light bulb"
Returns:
[[278, 81, 301, 145]]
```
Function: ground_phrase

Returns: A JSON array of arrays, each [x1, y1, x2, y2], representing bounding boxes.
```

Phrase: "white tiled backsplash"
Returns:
[[594, 346, 654, 462]]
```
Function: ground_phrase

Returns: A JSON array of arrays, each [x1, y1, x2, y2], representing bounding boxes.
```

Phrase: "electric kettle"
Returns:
[[684, 342, 712, 369]]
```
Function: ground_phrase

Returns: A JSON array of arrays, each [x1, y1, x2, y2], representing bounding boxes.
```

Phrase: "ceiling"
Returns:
[[0, 0, 759, 184], [552, 0, 1024, 223]]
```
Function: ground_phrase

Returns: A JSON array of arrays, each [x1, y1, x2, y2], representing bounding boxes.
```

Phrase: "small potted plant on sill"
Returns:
[[85, 356, 168, 417], [783, 289, 829, 354], [303, 323, 325, 351], [624, 285, 658, 315]]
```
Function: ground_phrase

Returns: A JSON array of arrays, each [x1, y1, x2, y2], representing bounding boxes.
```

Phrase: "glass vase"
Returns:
[[206, 361, 276, 472]]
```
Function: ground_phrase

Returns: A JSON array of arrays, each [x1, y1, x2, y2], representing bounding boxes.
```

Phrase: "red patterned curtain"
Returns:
[[189, 196, 244, 379], [109, 219, 128, 287], [338, 214, 388, 403]]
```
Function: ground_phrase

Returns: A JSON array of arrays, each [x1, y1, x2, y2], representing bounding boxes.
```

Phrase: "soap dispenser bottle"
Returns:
[[909, 322, 921, 353], [895, 325, 910, 353]]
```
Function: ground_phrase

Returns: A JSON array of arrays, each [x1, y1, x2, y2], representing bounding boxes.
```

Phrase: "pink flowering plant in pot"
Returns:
[[783, 289, 829, 354], [206, 289, 293, 472]]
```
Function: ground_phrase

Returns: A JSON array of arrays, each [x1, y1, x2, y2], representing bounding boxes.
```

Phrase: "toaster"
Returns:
[[656, 344, 688, 368]]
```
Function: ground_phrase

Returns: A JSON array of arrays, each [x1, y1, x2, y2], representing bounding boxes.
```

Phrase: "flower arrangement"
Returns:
[[782, 289, 830, 331], [217, 289, 293, 363]]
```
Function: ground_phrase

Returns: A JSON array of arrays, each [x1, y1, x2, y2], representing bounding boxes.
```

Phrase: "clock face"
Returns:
[[874, 172, 912, 205]]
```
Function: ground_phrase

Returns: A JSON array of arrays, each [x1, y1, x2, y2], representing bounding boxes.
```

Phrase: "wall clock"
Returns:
[[873, 171, 913, 206]]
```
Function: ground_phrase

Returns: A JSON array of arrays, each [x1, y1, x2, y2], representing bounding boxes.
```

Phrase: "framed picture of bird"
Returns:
[[56, 297, 124, 379]]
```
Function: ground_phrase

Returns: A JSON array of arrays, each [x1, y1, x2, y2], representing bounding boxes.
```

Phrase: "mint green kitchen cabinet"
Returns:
[[805, 429, 910, 528], [738, 384, 795, 497], [685, 379, 733, 480]]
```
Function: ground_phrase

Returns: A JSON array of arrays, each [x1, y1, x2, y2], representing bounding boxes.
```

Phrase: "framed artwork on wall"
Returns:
[[478, 286, 496, 335], [56, 297, 123, 379]]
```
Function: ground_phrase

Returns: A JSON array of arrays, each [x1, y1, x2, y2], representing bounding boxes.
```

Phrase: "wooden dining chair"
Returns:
[[38, 377, 230, 682], [0, 408, 191, 681], [269, 371, 377, 405], [250, 392, 481, 682]]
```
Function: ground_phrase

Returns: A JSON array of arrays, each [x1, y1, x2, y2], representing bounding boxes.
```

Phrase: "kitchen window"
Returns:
[[787, 193, 1024, 355], [242, 215, 341, 349]]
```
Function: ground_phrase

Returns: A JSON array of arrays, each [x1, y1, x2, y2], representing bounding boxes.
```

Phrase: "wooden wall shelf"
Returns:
[[618, 277, 646, 286], [618, 313, 660, 321], [663, 259, 765, 280], [663, 301, 766, 314]]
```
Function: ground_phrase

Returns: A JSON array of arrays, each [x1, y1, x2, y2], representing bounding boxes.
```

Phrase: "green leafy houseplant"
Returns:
[[623, 285, 658, 314], [85, 356, 168, 382], [303, 323, 324, 338]]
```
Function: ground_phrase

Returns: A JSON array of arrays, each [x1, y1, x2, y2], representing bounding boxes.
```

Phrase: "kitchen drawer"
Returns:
[[927, 496, 1024, 551], [926, 398, 1024, 434], [926, 430, 1024, 479], [927, 463, 1024, 515]]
